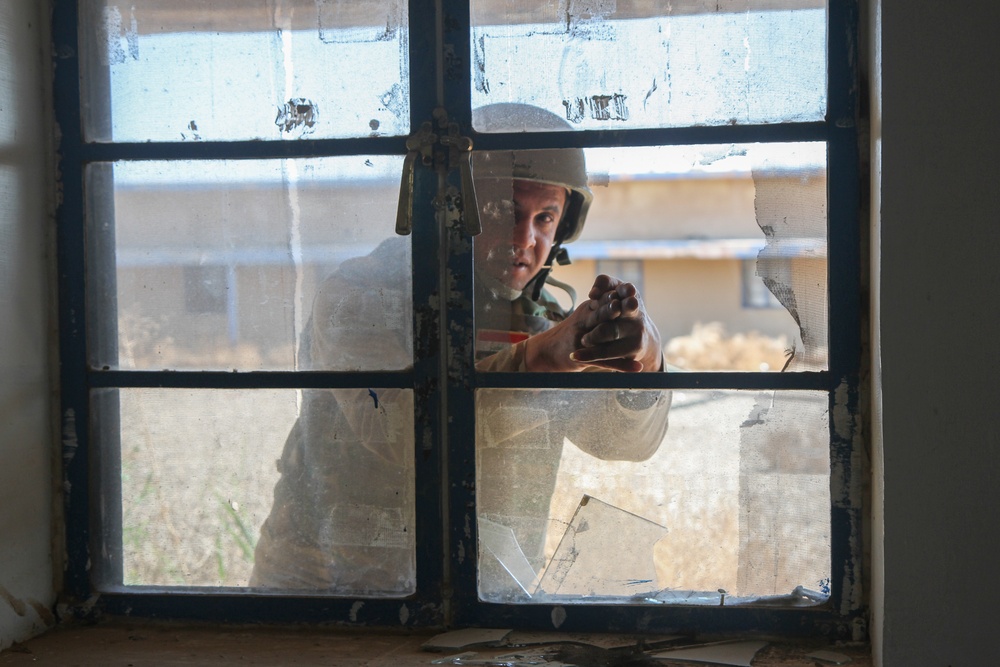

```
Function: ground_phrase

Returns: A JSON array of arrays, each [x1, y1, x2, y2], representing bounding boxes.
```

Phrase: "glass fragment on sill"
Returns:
[[650, 640, 768, 665]]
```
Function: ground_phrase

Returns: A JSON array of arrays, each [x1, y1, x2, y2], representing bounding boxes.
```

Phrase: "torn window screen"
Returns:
[[471, 141, 829, 603], [475, 143, 828, 374], [475, 389, 830, 604], [80, 0, 409, 142], [471, 1, 826, 131]]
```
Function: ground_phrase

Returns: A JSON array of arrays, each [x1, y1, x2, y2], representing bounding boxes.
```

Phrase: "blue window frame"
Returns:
[[53, 0, 864, 637]]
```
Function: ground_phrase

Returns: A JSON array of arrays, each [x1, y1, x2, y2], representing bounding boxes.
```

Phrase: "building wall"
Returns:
[[556, 256, 825, 368], [0, 0, 57, 650]]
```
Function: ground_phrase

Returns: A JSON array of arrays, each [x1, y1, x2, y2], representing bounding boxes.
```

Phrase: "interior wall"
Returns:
[[0, 0, 57, 651], [878, 2, 1000, 665]]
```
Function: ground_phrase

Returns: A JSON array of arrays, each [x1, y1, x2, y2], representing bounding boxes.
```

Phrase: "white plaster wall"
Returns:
[[878, 2, 1000, 664], [0, 0, 56, 650]]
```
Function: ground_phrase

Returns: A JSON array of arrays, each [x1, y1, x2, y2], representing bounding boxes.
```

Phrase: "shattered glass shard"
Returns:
[[536, 495, 667, 598], [479, 517, 541, 597]]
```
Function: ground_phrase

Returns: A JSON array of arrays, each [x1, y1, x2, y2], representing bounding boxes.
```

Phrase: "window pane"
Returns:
[[475, 389, 829, 605], [473, 143, 827, 373], [80, 0, 409, 142], [95, 387, 416, 596], [86, 157, 412, 371], [471, 1, 826, 131]]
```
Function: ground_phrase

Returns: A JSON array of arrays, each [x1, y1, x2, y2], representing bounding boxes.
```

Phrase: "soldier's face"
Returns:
[[475, 179, 568, 292]]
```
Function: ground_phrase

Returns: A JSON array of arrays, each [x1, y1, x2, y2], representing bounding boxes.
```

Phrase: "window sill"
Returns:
[[1, 620, 872, 666]]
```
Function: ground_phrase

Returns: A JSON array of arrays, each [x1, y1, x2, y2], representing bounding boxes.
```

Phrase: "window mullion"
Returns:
[[826, 0, 864, 624]]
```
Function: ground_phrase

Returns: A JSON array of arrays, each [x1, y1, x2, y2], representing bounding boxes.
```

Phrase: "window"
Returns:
[[596, 259, 644, 297], [54, 0, 864, 636], [183, 266, 228, 315], [741, 259, 784, 309]]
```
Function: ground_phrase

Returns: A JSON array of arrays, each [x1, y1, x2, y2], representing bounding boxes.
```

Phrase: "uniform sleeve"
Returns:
[[475, 339, 671, 462], [475, 339, 529, 372], [562, 379, 671, 462]]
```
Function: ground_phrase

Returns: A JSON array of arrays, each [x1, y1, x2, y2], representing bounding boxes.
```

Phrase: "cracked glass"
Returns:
[[475, 389, 830, 604], [471, 138, 831, 604]]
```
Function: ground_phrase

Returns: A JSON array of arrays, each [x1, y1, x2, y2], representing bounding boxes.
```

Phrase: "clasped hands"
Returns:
[[524, 274, 663, 373]]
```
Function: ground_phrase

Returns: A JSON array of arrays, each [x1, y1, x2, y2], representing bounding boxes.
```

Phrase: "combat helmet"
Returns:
[[471, 103, 593, 300]]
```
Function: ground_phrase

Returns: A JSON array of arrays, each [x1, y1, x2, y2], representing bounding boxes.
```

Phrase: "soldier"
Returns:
[[251, 104, 670, 600]]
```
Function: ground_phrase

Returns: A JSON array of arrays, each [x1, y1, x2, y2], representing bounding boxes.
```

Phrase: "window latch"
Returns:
[[395, 109, 480, 237]]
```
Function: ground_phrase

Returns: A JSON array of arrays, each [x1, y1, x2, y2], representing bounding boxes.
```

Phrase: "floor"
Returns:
[[0, 621, 872, 666]]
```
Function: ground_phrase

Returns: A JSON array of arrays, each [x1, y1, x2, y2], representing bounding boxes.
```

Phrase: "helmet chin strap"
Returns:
[[528, 244, 572, 302]]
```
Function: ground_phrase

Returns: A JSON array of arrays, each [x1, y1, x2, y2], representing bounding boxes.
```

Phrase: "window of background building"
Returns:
[[183, 265, 228, 315], [742, 259, 785, 309]]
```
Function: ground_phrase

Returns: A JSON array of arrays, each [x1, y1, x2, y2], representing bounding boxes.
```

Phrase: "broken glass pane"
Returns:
[[475, 389, 829, 604], [86, 156, 412, 371], [471, 1, 826, 131], [536, 495, 668, 599], [80, 0, 409, 141], [473, 143, 827, 373], [94, 387, 416, 596]]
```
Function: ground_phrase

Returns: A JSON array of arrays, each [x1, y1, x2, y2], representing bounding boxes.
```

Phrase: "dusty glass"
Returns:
[[471, 0, 826, 131], [475, 389, 830, 605], [86, 156, 411, 371], [94, 387, 416, 596], [80, 0, 409, 141], [473, 143, 828, 373]]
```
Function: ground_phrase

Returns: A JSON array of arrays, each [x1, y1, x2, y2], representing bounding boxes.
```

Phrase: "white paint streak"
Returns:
[[550, 605, 566, 629], [277, 5, 306, 373], [833, 378, 864, 615], [832, 378, 863, 507], [399, 603, 410, 625], [832, 379, 854, 441], [349, 600, 364, 622], [102, 6, 126, 64], [61, 408, 77, 462], [126, 6, 139, 60]]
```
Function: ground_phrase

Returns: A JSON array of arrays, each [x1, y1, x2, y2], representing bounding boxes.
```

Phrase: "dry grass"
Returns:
[[664, 322, 793, 372]]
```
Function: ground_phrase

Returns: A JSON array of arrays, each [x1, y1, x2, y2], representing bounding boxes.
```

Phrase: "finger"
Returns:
[[581, 299, 622, 333], [614, 282, 637, 300], [569, 352, 644, 373], [581, 316, 634, 350], [588, 274, 622, 300], [618, 294, 641, 318]]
